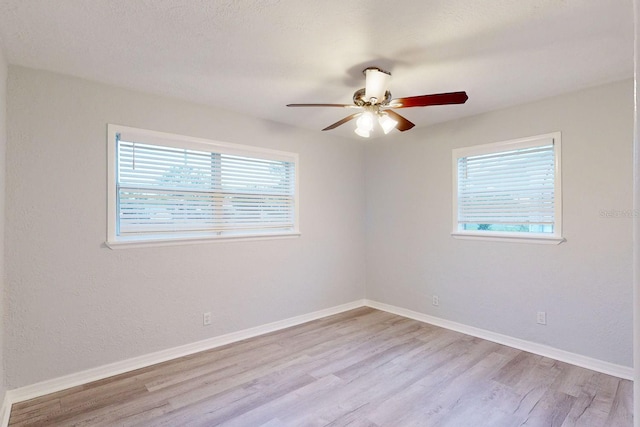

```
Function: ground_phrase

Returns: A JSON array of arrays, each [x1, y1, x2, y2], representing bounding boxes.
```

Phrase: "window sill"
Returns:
[[451, 231, 565, 245], [105, 231, 301, 249]]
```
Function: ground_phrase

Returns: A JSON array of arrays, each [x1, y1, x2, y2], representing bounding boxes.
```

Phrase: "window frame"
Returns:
[[451, 132, 564, 245], [106, 124, 300, 249]]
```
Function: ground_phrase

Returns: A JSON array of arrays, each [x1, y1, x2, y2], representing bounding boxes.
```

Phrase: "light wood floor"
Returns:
[[9, 307, 633, 426]]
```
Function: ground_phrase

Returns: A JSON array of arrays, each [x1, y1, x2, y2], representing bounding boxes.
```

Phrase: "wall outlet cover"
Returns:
[[203, 312, 212, 326], [537, 311, 547, 325]]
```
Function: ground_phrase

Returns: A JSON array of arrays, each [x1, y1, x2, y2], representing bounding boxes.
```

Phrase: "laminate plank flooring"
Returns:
[[8, 307, 633, 426]]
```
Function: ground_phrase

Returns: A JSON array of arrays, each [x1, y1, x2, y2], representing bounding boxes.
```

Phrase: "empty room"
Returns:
[[0, 1, 637, 426]]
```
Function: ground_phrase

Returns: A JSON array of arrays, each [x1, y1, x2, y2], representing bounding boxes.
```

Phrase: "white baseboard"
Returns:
[[1, 298, 632, 427], [0, 393, 10, 427], [2, 299, 366, 425], [364, 299, 634, 380]]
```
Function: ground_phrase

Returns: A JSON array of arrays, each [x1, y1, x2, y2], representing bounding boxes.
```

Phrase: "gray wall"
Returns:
[[5, 67, 367, 388], [634, 1, 640, 422], [4, 65, 633, 390], [0, 45, 7, 398], [365, 79, 633, 366]]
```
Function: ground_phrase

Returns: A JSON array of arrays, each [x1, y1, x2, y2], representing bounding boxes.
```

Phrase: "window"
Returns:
[[452, 132, 563, 244], [107, 125, 299, 248]]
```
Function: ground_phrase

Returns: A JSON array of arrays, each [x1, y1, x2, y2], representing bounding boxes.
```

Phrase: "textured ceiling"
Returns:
[[0, 0, 634, 139]]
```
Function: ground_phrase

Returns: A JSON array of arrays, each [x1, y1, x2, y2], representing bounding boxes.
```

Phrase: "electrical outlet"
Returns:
[[432, 295, 439, 306], [536, 311, 546, 325], [203, 312, 212, 326]]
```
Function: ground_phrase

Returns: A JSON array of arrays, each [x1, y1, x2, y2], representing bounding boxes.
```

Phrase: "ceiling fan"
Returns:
[[287, 67, 468, 138]]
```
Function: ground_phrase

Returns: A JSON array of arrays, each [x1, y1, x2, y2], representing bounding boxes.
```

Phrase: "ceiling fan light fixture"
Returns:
[[355, 111, 375, 138], [286, 66, 468, 136], [356, 111, 374, 130], [378, 113, 398, 134], [364, 67, 391, 104]]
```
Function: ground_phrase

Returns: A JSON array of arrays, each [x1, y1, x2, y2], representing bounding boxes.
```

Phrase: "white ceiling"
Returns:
[[0, 0, 634, 139]]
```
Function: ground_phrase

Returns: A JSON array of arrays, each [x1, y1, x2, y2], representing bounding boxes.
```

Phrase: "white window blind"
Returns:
[[107, 125, 298, 246], [452, 133, 563, 243]]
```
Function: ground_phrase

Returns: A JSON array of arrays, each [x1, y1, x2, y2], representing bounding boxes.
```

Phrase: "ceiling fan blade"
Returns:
[[389, 91, 468, 108], [287, 103, 358, 108], [385, 110, 415, 132], [322, 113, 361, 131]]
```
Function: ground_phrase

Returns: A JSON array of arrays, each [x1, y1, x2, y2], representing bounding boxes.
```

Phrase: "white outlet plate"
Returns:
[[203, 312, 212, 326], [432, 295, 439, 306], [537, 311, 546, 325]]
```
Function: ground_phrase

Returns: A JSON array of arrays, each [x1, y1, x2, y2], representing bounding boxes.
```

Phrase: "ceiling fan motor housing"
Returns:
[[353, 88, 392, 107], [363, 67, 392, 105]]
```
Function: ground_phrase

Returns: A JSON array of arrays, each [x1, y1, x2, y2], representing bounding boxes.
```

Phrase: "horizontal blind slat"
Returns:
[[456, 140, 556, 232], [117, 138, 296, 237]]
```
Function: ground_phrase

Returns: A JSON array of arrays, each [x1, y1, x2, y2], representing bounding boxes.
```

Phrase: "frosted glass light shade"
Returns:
[[354, 127, 370, 138], [356, 112, 374, 131], [355, 112, 374, 138], [378, 114, 398, 134]]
